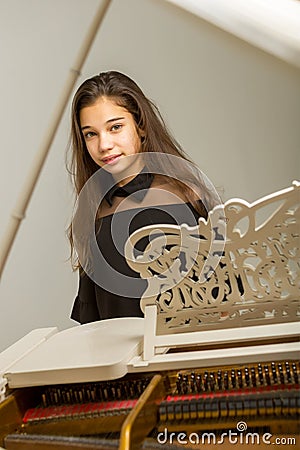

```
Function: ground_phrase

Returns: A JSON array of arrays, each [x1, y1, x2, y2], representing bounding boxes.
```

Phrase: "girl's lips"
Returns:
[[101, 154, 122, 165]]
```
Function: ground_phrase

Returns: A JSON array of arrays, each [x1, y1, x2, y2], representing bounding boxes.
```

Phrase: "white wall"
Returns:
[[0, 0, 299, 352]]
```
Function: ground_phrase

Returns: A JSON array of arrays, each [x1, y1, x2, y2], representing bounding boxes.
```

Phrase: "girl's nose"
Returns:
[[99, 132, 114, 152]]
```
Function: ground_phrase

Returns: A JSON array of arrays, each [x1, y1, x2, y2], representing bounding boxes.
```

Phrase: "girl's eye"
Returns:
[[111, 124, 122, 132], [84, 131, 96, 139]]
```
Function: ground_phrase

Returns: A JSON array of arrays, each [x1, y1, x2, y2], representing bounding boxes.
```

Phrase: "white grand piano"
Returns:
[[0, 182, 299, 449]]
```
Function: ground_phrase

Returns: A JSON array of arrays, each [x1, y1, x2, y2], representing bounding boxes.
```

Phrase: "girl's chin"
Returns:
[[102, 162, 125, 174]]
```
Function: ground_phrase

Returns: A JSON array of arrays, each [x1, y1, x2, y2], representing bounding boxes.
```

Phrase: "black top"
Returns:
[[71, 172, 207, 324]]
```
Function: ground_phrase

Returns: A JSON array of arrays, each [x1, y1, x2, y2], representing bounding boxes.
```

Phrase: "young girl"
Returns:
[[68, 71, 218, 324]]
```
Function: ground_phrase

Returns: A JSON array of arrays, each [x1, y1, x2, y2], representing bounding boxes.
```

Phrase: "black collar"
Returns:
[[104, 170, 154, 206]]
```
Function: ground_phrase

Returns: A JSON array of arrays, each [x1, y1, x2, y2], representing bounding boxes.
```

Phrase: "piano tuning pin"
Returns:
[[111, 384, 117, 399], [73, 387, 78, 403], [182, 374, 189, 394], [50, 389, 56, 405], [92, 385, 97, 401], [90, 387, 96, 402], [83, 387, 89, 402], [140, 379, 145, 395], [278, 363, 285, 384], [111, 382, 116, 399], [84, 388, 88, 402], [103, 384, 109, 401], [285, 362, 292, 383], [258, 364, 264, 386], [136, 380, 142, 396], [60, 388, 65, 403], [130, 381, 135, 398], [135, 380, 141, 396], [76, 387, 82, 403], [208, 372, 215, 391], [66, 388, 72, 403], [97, 384, 103, 400], [51, 390, 57, 405], [203, 371, 209, 391], [115, 383, 121, 399], [121, 382, 127, 398], [60, 389, 65, 404], [75, 389, 80, 403], [244, 367, 250, 387], [67, 387, 72, 403], [250, 367, 257, 387], [196, 373, 202, 393], [130, 381, 135, 397], [224, 371, 229, 390], [123, 382, 130, 399], [42, 393, 47, 407], [176, 373, 183, 394], [74, 388, 79, 403], [190, 371, 196, 393], [217, 370, 222, 390], [117, 383, 123, 399], [237, 369, 243, 388], [231, 369, 236, 389], [264, 365, 271, 385], [271, 361, 278, 383], [56, 388, 62, 404], [131, 381, 137, 396], [292, 362, 299, 384]]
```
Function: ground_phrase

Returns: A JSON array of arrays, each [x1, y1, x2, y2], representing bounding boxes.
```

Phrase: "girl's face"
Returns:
[[80, 96, 143, 185]]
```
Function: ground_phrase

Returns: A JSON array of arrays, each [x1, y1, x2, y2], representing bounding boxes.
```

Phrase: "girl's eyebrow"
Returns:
[[107, 116, 125, 123], [81, 116, 125, 131]]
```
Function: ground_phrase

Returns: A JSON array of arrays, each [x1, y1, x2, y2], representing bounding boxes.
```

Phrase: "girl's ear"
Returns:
[[139, 129, 146, 143]]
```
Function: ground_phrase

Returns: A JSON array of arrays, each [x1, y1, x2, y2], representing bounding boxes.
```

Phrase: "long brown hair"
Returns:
[[67, 71, 217, 266]]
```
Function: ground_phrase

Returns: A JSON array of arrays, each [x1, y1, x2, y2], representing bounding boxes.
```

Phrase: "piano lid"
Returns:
[[3, 318, 144, 388], [165, 0, 300, 68]]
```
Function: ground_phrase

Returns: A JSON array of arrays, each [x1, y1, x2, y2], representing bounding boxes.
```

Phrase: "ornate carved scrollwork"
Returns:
[[125, 182, 300, 334]]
